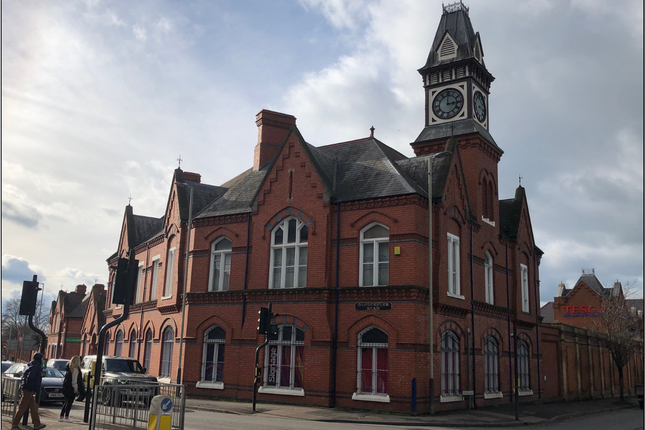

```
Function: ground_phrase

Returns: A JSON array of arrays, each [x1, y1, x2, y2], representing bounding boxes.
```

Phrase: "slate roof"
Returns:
[[195, 133, 455, 217], [414, 119, 501, 152], [195, 167, 268, 219], [499, 188, 523, 240], [540, 302, 555, 323], [67, 298, 89, 318], [64, 291, 85, 314], [131, 215, 164, 247], [419, 5, 484, 71]]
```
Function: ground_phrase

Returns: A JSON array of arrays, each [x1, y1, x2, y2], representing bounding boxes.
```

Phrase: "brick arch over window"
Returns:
[[142, 321, 157, 341], [444, 205, 465, 226], [436, 320, 465, 349], [125, 322, 139, 341], [165, 223, 179, 238], [194, 315, 233, 342], [263, 207, 315, 239], [204, 226, 239, 241], [158, 318, 178, 341], [269, 314, 311, 339], [481, 327, 504, 351], [350, 211, 398, 230], [517, 332, 533, 353], [347, 315, 398, 348], [480, 241, 499, 257]]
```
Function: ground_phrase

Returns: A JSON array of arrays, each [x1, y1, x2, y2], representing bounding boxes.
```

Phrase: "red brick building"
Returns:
[[97, 3, 543, 412], [46, 284, 87, 359]]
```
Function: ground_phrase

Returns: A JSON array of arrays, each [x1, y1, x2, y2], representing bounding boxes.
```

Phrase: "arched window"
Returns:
[[441, 331, 460, 396], [488, 181, 494, 221], [143, 329, 152, 371], [270, 217, 308, 289], [518, 340, 530, 391], [263, 325, 305, 391], [484, 252, 494, 304], [115, 330, 123, 357], [160, 327, 174, 378], [355, 327, 389, 400], [163, 238, 176, 298], [200, 326, 226, 386], [447, 233, 461, 296], [129, 330, 137, 358], [484, 337, 499, 394], [482, 178, 489, 219], [104, 332, 111, 356], [360, 224, 389, 287], [209, 238, 232, 292]]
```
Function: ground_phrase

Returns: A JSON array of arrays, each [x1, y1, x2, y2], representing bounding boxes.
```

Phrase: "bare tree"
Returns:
[[594, 281, 643, 401], [1, 297, 49, 348]]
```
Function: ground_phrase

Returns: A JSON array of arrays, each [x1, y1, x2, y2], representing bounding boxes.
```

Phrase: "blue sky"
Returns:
[[2, 0, 643, 307]]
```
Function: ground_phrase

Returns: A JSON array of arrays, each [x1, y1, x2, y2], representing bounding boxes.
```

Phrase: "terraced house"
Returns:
[[100, 3, 543, 412]]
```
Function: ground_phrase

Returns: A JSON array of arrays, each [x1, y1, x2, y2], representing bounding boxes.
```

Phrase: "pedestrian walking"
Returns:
[[59, 355, 84, 422], [11, 352, 47, 430]]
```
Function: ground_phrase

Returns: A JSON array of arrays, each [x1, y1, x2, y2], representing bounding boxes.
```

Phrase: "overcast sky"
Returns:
[[2, 0, 642, 308]]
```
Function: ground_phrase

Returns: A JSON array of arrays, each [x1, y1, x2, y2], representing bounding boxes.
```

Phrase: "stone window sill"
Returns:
[[352, 392, 390, 403], [196, 381, 224, 390], [258, 386, 304, 397]]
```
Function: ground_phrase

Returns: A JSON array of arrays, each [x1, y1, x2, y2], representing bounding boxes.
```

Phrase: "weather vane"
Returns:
[[519, 174, 523, 186], [128, 195, 133, 205], [177, 155, 183, 168]]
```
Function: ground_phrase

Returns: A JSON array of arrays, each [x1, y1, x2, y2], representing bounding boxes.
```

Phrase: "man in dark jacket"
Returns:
[[11, 352, 47, 429]]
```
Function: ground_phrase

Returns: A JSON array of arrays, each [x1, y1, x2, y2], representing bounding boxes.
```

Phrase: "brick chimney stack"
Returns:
[[183, 172, 201, 183], [254, 109, 296, 171], [75, 284, 87, 295]]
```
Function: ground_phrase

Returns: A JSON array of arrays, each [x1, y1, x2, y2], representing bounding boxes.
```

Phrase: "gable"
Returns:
[[254, 126, 332, 209]]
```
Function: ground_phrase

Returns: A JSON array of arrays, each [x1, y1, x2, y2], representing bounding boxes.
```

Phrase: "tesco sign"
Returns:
[[563, 305, 605, 317]]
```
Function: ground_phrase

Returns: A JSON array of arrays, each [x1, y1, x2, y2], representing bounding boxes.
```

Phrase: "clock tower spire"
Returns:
[[412, 2, 504, 226], [412, 1, 501, 158]]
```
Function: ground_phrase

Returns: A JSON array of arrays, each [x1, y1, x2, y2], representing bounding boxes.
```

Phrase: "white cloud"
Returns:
[[133, 24, 147, 41]]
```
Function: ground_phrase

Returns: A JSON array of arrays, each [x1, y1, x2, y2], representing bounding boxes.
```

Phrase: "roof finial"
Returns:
[[128, 195, 133, 206], [177, 155, 183, 168], [519, 174, 523, 186], [370, 126, 375, 138]]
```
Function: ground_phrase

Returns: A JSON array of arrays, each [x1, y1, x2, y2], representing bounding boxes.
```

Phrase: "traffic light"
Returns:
[[257, 307, 270, 335], [19, 280, 40, 316], [111, 254, 139, 305]]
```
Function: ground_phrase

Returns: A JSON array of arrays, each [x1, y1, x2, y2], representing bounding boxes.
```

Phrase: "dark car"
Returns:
[[47, 358, 70, 376], [3, 363, 65, 403], [81, 356, 158, 406]]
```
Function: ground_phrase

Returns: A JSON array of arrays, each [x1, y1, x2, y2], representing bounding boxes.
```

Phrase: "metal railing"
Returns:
[[92, 379, 185, 429], [1, 376, 20, 419]]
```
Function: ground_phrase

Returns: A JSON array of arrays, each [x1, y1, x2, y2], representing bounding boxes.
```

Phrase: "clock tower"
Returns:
[[412, 2, 503, 224]]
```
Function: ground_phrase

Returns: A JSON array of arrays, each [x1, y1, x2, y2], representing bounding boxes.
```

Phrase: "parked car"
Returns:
[[47, 358, 70, 376], [2, 361, 13, 374], [2, 363, 65, 403], [81, 356, 158, 406]]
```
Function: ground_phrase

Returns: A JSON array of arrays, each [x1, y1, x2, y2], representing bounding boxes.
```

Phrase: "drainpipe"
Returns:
[[470, 222, 476, 408], [138, 243, 150, 360], [506, 241, 513, 402], [331, 201, 340, 408], [241, 213, 251, 329], [533, 253, 541, 398], [176, 186, 194, 386]]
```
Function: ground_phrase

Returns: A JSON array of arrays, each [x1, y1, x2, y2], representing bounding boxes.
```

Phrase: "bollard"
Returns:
[[148, 395, 173, 430]]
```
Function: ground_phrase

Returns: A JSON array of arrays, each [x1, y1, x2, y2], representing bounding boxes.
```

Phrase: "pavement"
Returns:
[[2, 396, 641, 429]]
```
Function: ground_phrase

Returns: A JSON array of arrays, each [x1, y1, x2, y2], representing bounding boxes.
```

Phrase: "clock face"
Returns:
[[432, 88, 464, 120], [473, 91, 486, 122]]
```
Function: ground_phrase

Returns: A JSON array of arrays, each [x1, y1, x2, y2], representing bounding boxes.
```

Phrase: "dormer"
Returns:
[[438, 33, 458, 62]]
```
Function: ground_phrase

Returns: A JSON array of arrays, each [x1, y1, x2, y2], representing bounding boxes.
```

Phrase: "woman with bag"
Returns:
[[59, 356, 84, 422]]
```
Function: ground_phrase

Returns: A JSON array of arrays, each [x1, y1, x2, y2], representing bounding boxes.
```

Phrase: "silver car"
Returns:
[[2, 363, 65, 403]]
